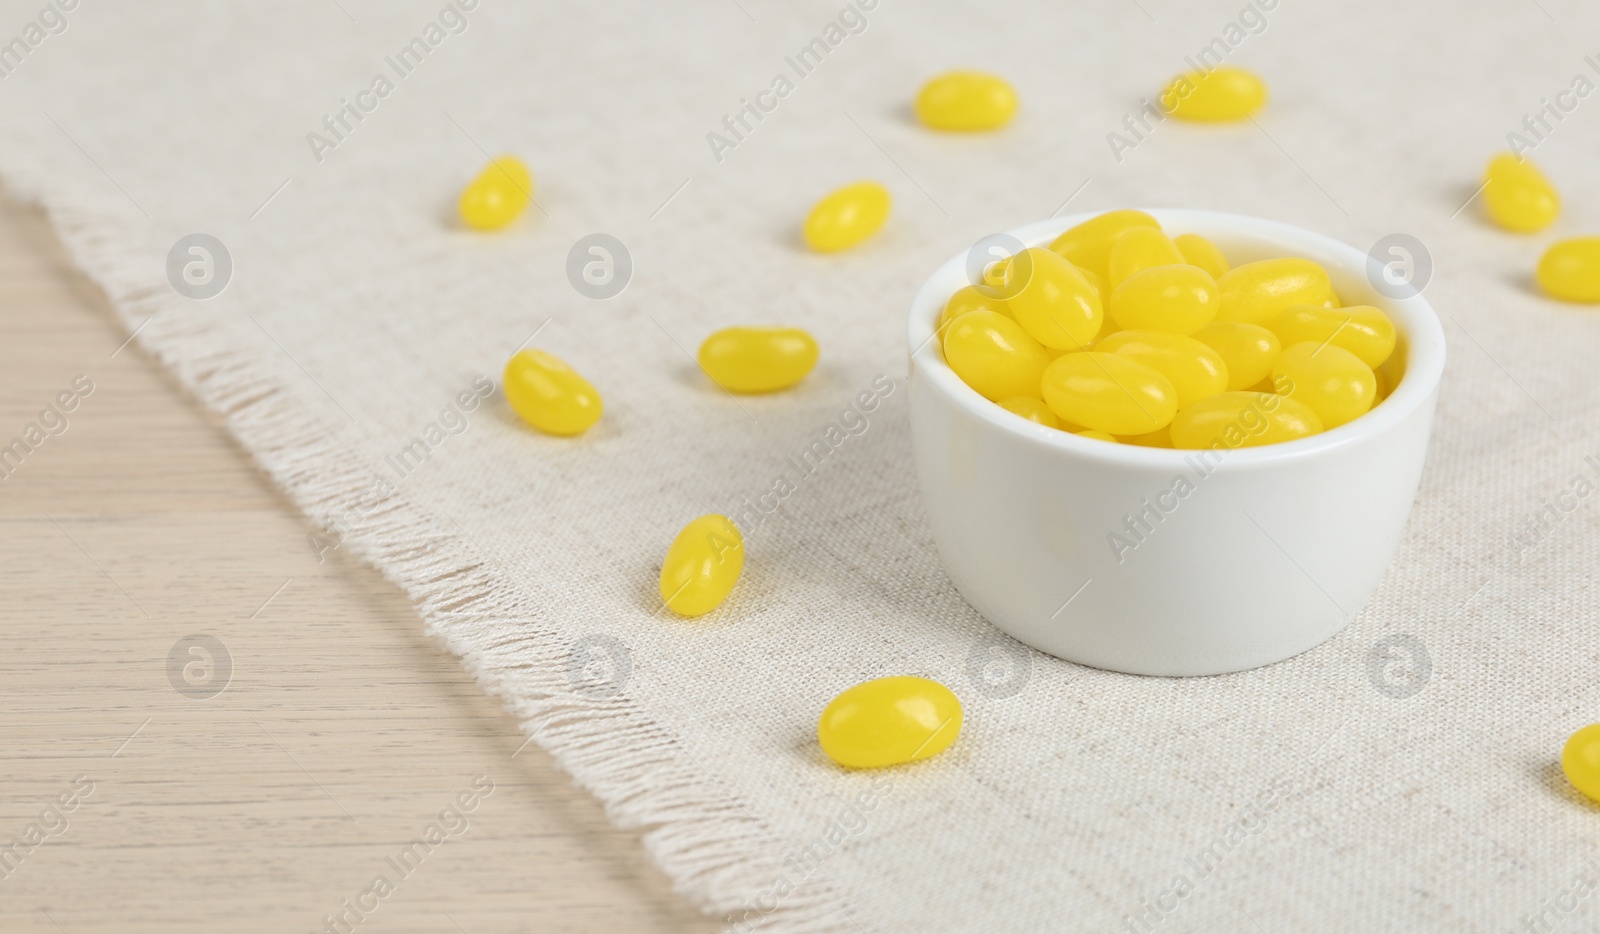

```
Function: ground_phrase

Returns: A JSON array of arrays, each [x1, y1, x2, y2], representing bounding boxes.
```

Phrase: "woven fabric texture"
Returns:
[[5, 1, 1600, 931]]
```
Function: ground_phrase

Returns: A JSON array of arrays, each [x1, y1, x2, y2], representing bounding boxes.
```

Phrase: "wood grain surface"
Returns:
[[0, 195, 720, 934]]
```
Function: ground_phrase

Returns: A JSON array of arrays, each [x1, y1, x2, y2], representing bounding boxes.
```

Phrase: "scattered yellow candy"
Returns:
[[459, 155, 533, 231], [1047, 210, 1160, 279], [1269, 305, 1396, 369], [1272, 342, 1376, 430], [1216, 258, 1333, 326], [1562, 724, 1600, 801], [1192, 321, 1282, 391], [503, 349, 603, 436], [998, 395, 1061, 428], [1169, 392, 1323, 449], [1108, 264, 1221, 335], [1000, 248, 1104, 350], [1107, 226, 1186, 288], [1174, 233, 1231, 279], [817, 676, 963, 769], [1096, 330, 1229, 408], [939, 285, 1010, 332], [943, 309, 1052, 402], [914, 71, 1018, 131], [1040, 351, 1178, 436], [803, 181, 891, 252], [697, 326, 819, 394], [1483, 153, 1559, 233], [1163, 66, 1268, 121], [659, 514, 744, 617], [1538, 237, 1600, 303]]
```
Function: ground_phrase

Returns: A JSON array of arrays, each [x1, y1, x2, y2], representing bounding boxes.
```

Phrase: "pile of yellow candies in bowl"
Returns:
[[937, 209, 1398, 449]]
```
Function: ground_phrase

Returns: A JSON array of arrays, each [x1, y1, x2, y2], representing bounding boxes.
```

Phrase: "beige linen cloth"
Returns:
[[5, 0, 1599, 930]]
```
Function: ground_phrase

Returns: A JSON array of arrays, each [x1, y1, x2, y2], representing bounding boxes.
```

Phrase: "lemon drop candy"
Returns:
[[1000, 248, 1104, 350], [1163, 66, 1267, 121], [1077, 429, 1117, 442], [803, 181, 890, 252], [503, 349, 602, 436], [459, 155, 533, 231], [999, 396, 1061, 428], [818, 676, 963, 769], [1169, 392, 1322, 450], [1106, 226, 1186, 288], [1109, 264, 1221, 335], [1118, 426, 1172, 448], [1216, 258, 1333, 326], [1192, 321, 1281, 391], [1097, 330, 1228, 408], [1041, 352, 1178, 436], [1272, 342, 1376, 430], [1174, 233, 1230, 279], [659, 514, 744, 617], [943, 310, 1051, 401], [938, 285, 1010, 333], [698, 326, 819, 394], [1484, 153, 1559, 233], [1269, 305, 1396, 369], [914, 71, 1018, 131], [1562, 724, 1600, 801], [1048, 210, 1161, 279], [1537, 237, 1600, 302]]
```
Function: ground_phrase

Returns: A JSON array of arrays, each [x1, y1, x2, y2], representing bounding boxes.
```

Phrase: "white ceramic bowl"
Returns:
[[909, 210, 1445, 676]]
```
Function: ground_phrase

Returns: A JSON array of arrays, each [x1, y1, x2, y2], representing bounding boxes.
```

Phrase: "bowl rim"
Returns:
[[908, 208, 1447, 469]]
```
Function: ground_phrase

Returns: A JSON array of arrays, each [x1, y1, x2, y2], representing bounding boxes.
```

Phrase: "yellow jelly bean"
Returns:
[[1096, 330, 1229, 408], [939, 285, 1010, 333], [1118, 426, 1172, 448], [1174, 233, 1230, 279], [1077, 429, 1117, 442], [1048, 210, 1161, 279], [1484, 153, 1559, 233], [915, 71, 1018, 131], [1272, 342, 1376, 430], [459, 155, 533, 231], [1562, 724, 1600, 801], [1075, 263, 1109, 306], [1169, 392, 1323, 450], [998, 396, 1061, 428], [659, 514, 744, 617], [818, 676, 963, 769], [1537, 237, 1600, 303], [503, 349, 603, 436], [1001, 248, 1104, 350], [943, 310, 1052, 402], [698, 326, 819, 393], [1216, 258, 1333, 326], [803, 181, 891, 252], [1192, 321, 1282, 391], [1107, 226, 1186, 288], [1108, 264, 1221, 335], [1269, 305, 1396, 369], [1163, 66, 1267, 121], [1041, 352, 1178, 436]]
